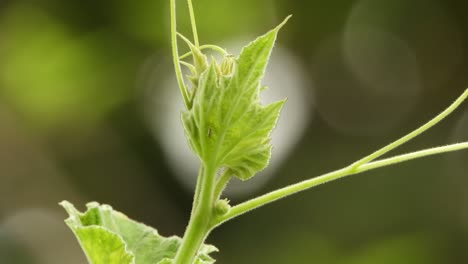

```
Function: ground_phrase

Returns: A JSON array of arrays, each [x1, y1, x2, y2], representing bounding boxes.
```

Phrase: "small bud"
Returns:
[[214, 199, 231, 216], [220, 55, 235, 76]]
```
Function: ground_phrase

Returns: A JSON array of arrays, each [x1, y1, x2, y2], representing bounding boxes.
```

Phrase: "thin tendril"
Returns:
[[170, 0, 191, 108], [180, 45, 229, 60], [187, 0, 200, 47]]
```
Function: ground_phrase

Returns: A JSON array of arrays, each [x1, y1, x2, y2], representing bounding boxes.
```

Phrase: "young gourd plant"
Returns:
[[60, 1, 468, 263]]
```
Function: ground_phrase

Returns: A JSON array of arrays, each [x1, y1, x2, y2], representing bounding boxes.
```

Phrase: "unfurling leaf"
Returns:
[[182, 17, 290, 180], [60, 201, 217, 264]]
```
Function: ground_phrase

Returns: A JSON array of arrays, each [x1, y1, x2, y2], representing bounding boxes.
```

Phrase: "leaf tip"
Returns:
[[59, 200, 77, 215], [275, 15, 293, 31], [59, 200, 83, 226]]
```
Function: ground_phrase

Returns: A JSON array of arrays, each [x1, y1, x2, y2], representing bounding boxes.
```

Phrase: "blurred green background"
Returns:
[[1, 0, 468, 263]]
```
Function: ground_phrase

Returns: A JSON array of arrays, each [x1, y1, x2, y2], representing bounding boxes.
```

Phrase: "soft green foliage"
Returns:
[[60, 201, 217, 264], [182, 17, 290, 180]]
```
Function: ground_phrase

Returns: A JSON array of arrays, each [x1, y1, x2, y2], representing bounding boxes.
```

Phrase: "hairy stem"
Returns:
[[191, 166, 204, 215], [359, 142, 468, 171], [170, 0, 191, 108], [351, 89, 468, 168], [213, 169, 233, 201], [214, 142, 468, 227], [187, 0, 200, 47], [180, 45, 228, 60], [211, 90, 468, 226], [173, 164, 217, 264]]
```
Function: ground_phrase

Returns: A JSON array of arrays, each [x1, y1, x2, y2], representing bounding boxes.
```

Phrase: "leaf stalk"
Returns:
[[212, 89, 468, 227]]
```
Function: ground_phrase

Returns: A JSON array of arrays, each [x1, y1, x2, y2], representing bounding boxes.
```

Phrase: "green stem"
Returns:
[[191, 167, 204, 215], [170, 0, 191, 108], [213, 169, 233, 201], [214, 142, 468, 227], [180, 45, 228, 60], [173, 164, 217, 264], [351, 89, 468, 168], [358, 142, 468, 172], [210, 90, 468, 227], [187, 0, 200, 47]]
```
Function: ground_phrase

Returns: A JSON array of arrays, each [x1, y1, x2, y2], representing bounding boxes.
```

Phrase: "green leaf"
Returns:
[[60, 201, 217, 264], [182, 16, 290, 180]]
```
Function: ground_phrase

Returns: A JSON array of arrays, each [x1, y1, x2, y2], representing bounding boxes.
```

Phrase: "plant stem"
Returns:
[[170, 0, 191, 108], [180, 45, 228, 60], [173, 164, 217, 264], [187, 0, 200, 47], [213, 142, 468, 227], [351, 89, 468, 168], [358, 142, 468, 172], [213, 169, 232, 201], [191, 167, 204, 215], [211, 90, 468, 227]]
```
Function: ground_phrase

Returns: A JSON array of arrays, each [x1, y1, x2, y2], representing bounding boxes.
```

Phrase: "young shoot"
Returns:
[[60, 1, 468, 263]]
